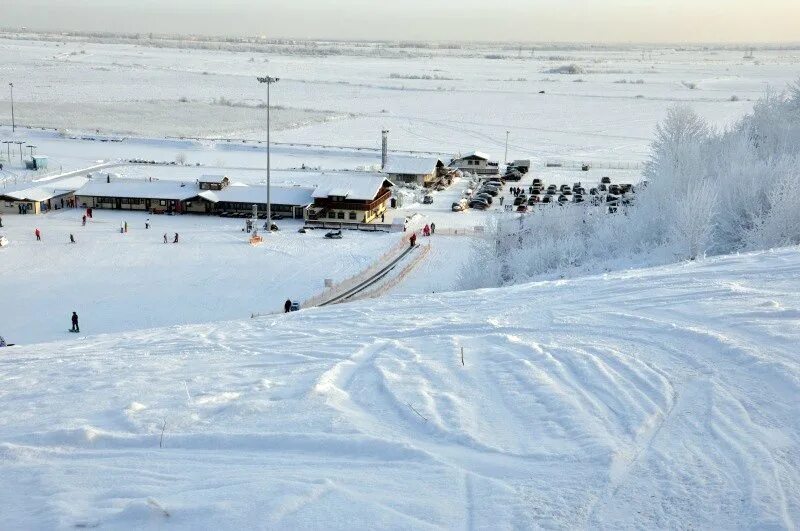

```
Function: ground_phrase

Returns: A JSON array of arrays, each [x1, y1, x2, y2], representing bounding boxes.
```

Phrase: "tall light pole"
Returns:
[[504, 130, 509, 164], [9, 83, 15, 133], [257, 76, 279, 230]]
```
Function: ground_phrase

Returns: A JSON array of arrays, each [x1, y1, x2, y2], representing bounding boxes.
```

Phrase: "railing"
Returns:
[[355, 242, 431, 300], [303, 220, 395, 232], [301, 234, 412, 308]]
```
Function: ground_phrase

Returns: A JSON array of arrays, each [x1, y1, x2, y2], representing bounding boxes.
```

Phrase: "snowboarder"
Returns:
[[430, 222, 436, 234], [69, 234, 76, 244], [82, 215, 87, 226], [145, 218, 150, 229], [173, 233, 179, 243], [410, 233, 417, 247], [284, 299, 292, 313], [163, 233, 168, 244], [35, 228, 41, 241], [70, 312, 80, 333]]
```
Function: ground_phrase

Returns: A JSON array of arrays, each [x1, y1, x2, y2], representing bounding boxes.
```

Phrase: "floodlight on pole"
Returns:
[[256, 76, 279, 230], [9, 83, 15, 133], [504, 131, 509, 164]]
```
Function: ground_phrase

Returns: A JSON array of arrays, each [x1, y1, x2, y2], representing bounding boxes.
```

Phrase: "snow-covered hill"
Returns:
[[1, 247, 799, 529]]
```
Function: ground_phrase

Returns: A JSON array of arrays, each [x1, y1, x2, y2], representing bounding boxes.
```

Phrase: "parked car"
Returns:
[[516, 205, 528, 212], [589, 187, 598, 195], [574, 195, 584, 203], [546, 188, 557, 195], [558, 194, 569, 203], [513, 196, 525, 206], [532, 178, 543, 186], [562, 189, 572, 196], [451, 201, 466, 212], [527, 196, 539, 206], [601, 176, 612, 184], [478, 187, 499, 196], [475, 193, 493, 204], [560, 184, 571, 192], [469, 199, 489, 210], [599, 184, 608, 192], [423, 195, 434, 204], [542, 195, 552, 203]]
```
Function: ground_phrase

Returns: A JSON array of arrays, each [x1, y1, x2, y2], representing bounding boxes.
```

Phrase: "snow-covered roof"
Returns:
[[1, 176, 89, 202], [382, 156, 442, 176], [76, 179, 201, 201], [199, 185, 314, 206], [199, 174, 228, 183], [456, 151, 491, 161], [310, 174, 394, 201]]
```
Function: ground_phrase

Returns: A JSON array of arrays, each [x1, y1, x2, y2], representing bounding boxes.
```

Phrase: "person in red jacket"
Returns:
[[34, 228, 41, 241], [410, 233, 417, 247]]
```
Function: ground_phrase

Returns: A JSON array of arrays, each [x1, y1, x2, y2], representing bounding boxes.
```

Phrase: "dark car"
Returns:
[[562, 189, 573, 196], [574, 195, 584, 203], [475, 193, 493, 205], [513, 196, 525, 206], [469, 199, 489, 210], [527, 196, 539, 206], [601, 176, 612, 184], [599, 184, 608, 192], [532, 178, 543, 186], [479, 187, 499, 196], [542, 195, 552, 203], [558, 194, 569, 203], [560, 184, 570, 192], [516, 204, 528, 212], [546, 188, 557, 195], [589, 187, 598, 195]]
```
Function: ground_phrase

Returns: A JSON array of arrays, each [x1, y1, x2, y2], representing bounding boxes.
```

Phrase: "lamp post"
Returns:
[[504, 130, 509, 164], [9, 83, 15, 133], [256, 76, 279, 230]]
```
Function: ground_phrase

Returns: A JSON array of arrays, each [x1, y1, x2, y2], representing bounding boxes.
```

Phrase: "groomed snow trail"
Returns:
[[1, 248, 799, 529]]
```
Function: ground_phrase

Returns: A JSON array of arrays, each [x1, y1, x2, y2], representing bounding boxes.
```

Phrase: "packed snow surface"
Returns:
[[1, 246, 799, 529]]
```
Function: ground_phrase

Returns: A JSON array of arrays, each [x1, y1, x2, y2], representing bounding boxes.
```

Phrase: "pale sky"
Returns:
[[3, 0, 799, 43]]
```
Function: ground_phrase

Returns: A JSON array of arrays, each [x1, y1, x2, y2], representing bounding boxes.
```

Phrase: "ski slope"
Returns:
[[1, 247, 799, 529]]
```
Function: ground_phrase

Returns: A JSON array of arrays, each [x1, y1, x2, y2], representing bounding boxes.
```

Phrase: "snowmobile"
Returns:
[[324, 230, 343, 239]]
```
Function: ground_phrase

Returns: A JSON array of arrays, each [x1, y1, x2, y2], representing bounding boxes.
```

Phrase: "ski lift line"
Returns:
[[319, 244, 419, 306]]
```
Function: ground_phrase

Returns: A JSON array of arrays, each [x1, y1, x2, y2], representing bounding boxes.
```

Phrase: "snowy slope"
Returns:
[[1, 247, 799, 529]]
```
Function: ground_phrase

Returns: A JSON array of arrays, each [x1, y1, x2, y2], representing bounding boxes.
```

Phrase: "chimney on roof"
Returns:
[[381, 130, 389, 170]]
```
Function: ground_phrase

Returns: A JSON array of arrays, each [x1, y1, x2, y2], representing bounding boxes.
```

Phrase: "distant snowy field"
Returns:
[[2, 35, 799, 162], [1, 246, 798, 529]]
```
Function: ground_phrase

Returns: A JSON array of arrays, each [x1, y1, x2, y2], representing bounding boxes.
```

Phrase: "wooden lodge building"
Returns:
[[306, 175, 394, 223]]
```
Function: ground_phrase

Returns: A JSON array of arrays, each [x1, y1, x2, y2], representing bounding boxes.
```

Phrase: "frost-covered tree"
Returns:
[[460, 79, 800, 288]]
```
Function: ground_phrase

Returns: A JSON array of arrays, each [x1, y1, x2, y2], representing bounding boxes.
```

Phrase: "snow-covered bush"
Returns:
[[461, 79, 800, 287]]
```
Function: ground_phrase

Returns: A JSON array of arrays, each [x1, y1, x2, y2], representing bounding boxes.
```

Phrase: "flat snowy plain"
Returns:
[[1, 247, 798, 529]]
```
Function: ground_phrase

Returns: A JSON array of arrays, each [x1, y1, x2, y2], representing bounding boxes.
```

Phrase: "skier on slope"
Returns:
[[71, 312, 80, 333], [284, 299, 292, 313]]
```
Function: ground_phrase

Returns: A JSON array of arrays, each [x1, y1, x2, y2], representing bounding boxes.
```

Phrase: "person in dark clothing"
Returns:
[[82, 215, 87, 226], [284, 299, 292, 313], [173, 233, 179, 243], [71, 312, 80, 333], [35, 228, 41, 241], [163, 233, 168, 244], [430, 222, 436, 234], [381, 213, 385, 223], [410, 233, 417, 247], [69, 234, 76, 244], [0, 216, 3, 228]]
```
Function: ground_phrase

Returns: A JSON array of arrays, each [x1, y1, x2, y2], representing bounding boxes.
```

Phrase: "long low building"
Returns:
[[0, 176, 89, 215], [72, 173, 393, 222]]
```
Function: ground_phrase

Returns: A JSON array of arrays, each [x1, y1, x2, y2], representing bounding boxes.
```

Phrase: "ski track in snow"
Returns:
[[1, 248, 799, 528]]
